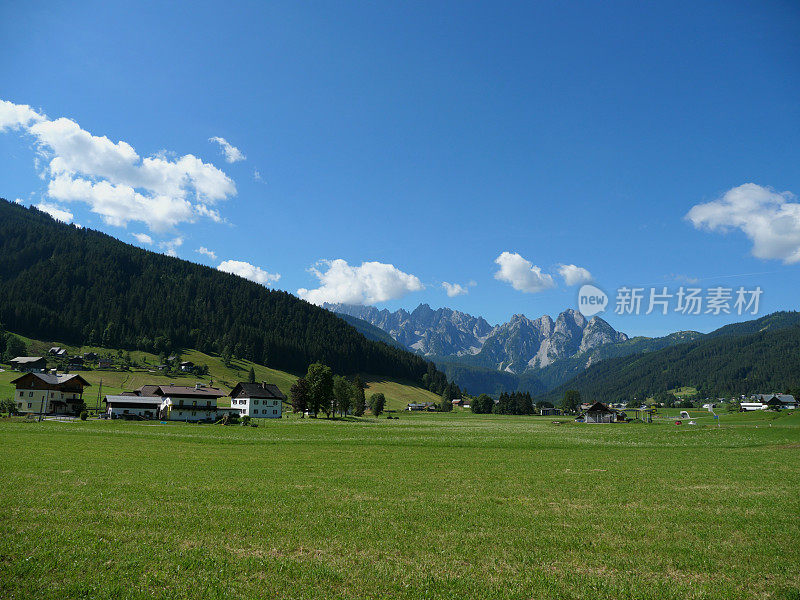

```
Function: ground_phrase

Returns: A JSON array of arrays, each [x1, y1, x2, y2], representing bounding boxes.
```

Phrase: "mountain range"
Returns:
[[325, 303, 636, 391]]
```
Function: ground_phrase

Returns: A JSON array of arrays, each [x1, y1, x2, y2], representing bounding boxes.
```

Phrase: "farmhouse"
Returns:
[[229, 382, 285, 418], [754, 394, 796, 410], [451, 398, 470, 408], [582, 401, 619, 423], [9, 356, 47, 372], [540, 407, 561, 416], [180, 361, 194, 372], [156, 384, 226, 421], [11, 372, 90, 415], [103, 395, 162, 419]]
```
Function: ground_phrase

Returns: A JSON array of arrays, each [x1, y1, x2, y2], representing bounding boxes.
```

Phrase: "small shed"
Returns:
[[583, 402, 618, 424]]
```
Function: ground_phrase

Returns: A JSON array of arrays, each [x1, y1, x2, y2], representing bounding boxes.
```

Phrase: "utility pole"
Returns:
[[95, 379, 103, 415]]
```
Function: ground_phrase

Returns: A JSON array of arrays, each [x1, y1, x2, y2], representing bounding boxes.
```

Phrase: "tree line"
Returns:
[[289, 363, 386, 417], [0, 200, 453, 395]]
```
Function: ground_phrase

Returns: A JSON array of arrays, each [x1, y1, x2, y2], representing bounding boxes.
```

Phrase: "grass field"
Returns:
[[1, 410, 798, 599]]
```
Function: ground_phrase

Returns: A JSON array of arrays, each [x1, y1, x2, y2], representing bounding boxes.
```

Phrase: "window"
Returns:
[[253, 409, 258, 414], [29, 392, 33, 397], [18, 391, 22, 398], [253, 400, 259, 405], [192, 411, 196, 416], [273, 410, 277, 415], [27, 403, 32, 408], [193, 401, 197, 406]]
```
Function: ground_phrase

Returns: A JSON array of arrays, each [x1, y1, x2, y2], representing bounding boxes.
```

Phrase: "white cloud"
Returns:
[[14, 198, 24, 205], [196, 246, 217, 260], [0, 99, 45, 131], [297, 259, 424, 305], [36, 201, 73, 223], [494, 251, 556, 294], [686, 183, 800, 264], [158, 236, 183, 257], [0, 99, 237, 232], [442, 280, 476, 297], [209, 136, 245, 163], [218, 259, 280, 286], [254, 169, 264, 182], [557, 264, 592, 286], [132, 233, 153, 245]]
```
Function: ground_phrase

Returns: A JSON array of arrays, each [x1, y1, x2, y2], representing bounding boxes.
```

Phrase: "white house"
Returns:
[[103, 395, 162, 419], [742, 394, 797, 411], [229, 382, 285, 418], [156, 384, 226, 421]]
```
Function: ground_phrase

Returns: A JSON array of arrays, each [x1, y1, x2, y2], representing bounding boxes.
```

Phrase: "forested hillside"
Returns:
[[543, 312, 800, 402], [0, 200, 450, 390]]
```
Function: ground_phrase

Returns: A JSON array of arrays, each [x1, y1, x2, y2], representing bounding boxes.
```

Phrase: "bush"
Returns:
[[241, 415, 251, 426], [79, 411, 88, 421], [250, 422, 258, 427]]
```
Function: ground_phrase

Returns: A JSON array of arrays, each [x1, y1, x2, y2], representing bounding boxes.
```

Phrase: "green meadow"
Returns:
[[1, 410, 798, 599]]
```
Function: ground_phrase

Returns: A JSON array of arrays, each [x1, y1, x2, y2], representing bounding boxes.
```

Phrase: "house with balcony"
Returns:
[[12, 372, 91, 415]]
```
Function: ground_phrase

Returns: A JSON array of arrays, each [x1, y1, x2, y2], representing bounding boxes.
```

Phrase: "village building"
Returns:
[[540, 407, 561, 416], [451, 398, 470, 408], [103, 395, 162, 419], [180, 361, 194, 372], [48, 346, 67, 357], [11, 372, 90, 415], [229, 382, 285, 418], [582, 401, 619, 423], [155, 384, 226, 421], [9, 356, 47, 372], [742, 394, 797, 411]]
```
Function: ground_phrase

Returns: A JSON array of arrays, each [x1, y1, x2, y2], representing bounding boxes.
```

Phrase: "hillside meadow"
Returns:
[[0, 338, 440, 411], [1, 410, 798, 599]]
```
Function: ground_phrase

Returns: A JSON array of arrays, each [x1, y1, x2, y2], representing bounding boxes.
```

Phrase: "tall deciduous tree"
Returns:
[[306, 363, 334, 418], [561, 390, 581, 414], [333, 375, 354, 417], [290, 377, 309, 417]]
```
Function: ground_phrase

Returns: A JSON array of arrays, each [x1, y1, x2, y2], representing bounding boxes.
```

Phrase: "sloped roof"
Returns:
[[230, 382, 285, 399], [11, 372, 91, 386], [103, 395, 161, 405], [10, 356, 45, 364], [584, 401, 616, 413], [158, 385, 226, 398]]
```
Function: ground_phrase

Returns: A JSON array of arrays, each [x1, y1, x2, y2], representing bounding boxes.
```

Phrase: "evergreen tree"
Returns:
[[352, 375, 366, 417], [369, 393, 385, 416], [439, 385, 454, 412], [248, 366, 256, 384]]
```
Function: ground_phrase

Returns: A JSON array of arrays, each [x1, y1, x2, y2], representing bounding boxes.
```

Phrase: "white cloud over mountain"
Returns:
[[0, 99, 236, 232], [686, 183, 800, 264], [36, 201, 74, 223], [196, 247, 217, 260], [298, 259, 424, 305], [209, 136, 246, 163], [218, 259, 281, 286], [132, 233, 153, 245], [494, 252, 556, 293], [557, 263, 592, 286]]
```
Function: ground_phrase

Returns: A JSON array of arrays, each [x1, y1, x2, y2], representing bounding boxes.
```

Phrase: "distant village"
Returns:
[[6, 348, 285, 422], [3, 347, 797, 423]]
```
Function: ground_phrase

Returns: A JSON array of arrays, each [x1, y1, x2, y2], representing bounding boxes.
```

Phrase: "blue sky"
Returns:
[[1, 0, 799, 336]]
